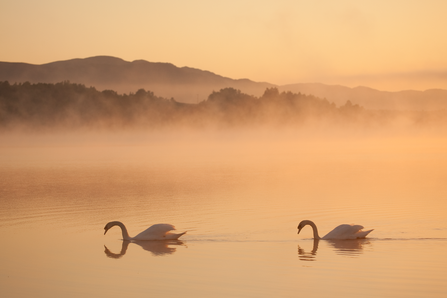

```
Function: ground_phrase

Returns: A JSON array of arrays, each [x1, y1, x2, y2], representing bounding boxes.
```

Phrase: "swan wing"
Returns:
[[133, 224, 177, 240], [323, 224, 366, 240]]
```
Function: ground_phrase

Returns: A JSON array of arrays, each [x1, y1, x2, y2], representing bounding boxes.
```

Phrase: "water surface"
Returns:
[[1, 131, 446, 297]]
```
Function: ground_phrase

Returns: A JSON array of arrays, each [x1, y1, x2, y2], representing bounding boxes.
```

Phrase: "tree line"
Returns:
[[0, 81, 444, 131]]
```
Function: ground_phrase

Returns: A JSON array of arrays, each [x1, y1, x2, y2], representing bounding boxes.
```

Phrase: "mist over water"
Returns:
[[1, 115, 447, 297]]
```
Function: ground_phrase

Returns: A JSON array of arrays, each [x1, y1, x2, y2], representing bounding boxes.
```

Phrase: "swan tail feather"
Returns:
[[355, 229, 374, 239], [166, 231, 187, 240]]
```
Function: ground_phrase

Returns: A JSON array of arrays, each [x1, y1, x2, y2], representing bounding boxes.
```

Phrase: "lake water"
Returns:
[[1, 130, 447, 297]]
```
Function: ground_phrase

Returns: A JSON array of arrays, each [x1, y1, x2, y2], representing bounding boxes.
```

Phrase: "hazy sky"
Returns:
[[2, 0, 447, 91]]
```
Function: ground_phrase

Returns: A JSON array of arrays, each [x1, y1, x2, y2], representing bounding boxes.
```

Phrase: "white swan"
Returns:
[[297, 220, 373, 240], [104, 221, 186, 241]]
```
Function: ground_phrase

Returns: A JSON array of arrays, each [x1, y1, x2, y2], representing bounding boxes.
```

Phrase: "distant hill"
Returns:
[[0, 56, 274, 103], [279, 83, 447, 111], [1, 56, 447, 110]]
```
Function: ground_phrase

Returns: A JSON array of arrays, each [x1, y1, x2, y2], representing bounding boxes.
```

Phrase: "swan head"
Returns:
[[297, 222, 304, 234], [104, 222, 116, 235], [297, 220, 312, 234]]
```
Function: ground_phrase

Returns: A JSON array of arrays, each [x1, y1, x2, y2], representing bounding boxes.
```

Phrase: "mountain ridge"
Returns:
[[1, 56, 446, 110], [0, 56, 274, 103]]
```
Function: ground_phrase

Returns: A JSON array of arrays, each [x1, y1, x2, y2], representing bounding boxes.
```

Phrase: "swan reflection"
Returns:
[[298, 239, 371, 261], [297, 239, 319, 261], [327, 239, 370, 256], [104, 240, 185, 259]]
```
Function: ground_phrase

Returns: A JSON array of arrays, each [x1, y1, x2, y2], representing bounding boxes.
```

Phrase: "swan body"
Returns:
[[104, 221, 186, 241], [297, 220, 373, 240]]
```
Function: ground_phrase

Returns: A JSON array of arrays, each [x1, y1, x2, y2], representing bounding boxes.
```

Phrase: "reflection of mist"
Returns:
[[104, 240, 185, 259], [298, 239, 371, 261]]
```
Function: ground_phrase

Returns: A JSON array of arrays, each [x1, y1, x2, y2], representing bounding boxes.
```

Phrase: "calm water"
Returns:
[[1, 131, 447, 297]]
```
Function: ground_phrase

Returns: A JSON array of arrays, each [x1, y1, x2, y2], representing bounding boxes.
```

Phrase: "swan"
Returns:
[[297, 220, 373, 240], [104, 221, 186, 241]]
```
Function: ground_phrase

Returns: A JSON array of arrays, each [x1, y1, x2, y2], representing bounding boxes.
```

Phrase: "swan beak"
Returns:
[[104, 228, 109, 235], [297, 227, 302, 234]]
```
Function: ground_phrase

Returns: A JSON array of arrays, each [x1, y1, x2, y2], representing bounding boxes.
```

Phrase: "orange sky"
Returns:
[[2, 0, 447, 91]]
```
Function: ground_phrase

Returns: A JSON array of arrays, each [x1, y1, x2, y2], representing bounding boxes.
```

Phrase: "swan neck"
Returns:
[[308, 221, 321, 240], [116, 222, 132, 240]]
